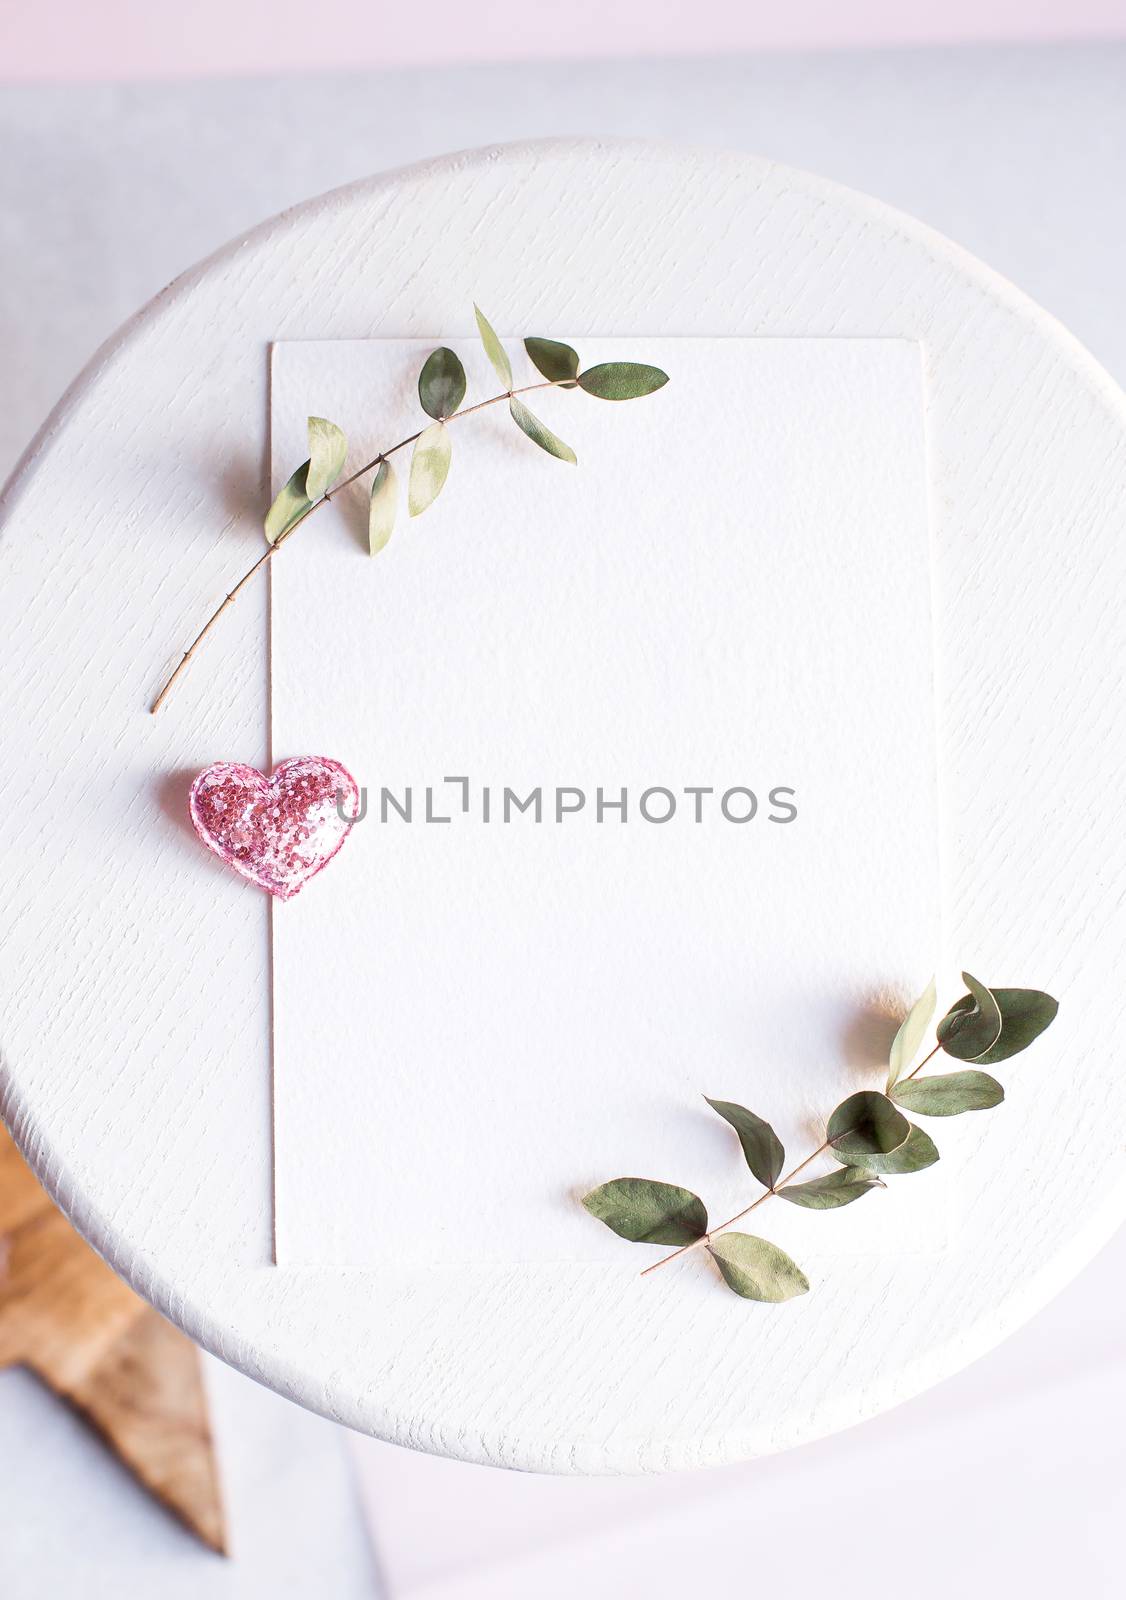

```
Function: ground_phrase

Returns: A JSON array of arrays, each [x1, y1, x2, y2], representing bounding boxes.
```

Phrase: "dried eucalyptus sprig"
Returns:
[[583, 975, 1058, 1302], [150, 307, 668, 712]]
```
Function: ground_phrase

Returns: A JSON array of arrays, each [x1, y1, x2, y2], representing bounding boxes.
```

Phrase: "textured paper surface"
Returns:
[[270, 337, 942, 1266]]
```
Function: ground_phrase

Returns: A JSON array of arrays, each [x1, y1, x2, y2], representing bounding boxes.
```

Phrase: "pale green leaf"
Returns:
[[887, 976, 937, 1091], [418, 347, 467, 420], [264, 459, 311, 545], [704, 1098, 784, 1190], [708, 1233, 809, 1302], [408, 422, 452, 516], [835, 1122, 940, 1175], [892, 1070, 1004, 1117], [368, 458, 397, 555], [474, 304, 512, 389], [577, 362, 669, 401], [582, 1178, 707, 1245], [937, 971, 1003, 1061], [827, 1091, 911, 1160], [524, 336, 579, 387], [778, 1168, 884, 1209], [942, 987, 1058, 1063], [509, 396, 577, 464], [305, 416, 348, 500]]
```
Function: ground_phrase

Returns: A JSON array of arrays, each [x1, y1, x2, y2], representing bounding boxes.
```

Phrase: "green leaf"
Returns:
[[577, 362, 669, 401], [264, 459, 312, 545], [368, 458, 397, 555], [941, 987, 1058, 1063], [524, 336, 579, 388], [304, 416, 348, 500], [704, 1098, 784, 1189], [887, 976, 937, 1091], [582, 1178, 707, 1245], [892, 1070, 1004, 1117], [418, 346, 467, 420], [827, 1091, 911, 1160], [837, 1122, 939, 1175], [778, 1167, 884, 1209], [708, 1233, 809, 1302], [509, 397, 577, 464], [937, 972, 1003, 1061], [408, 422, 452, 516], [474, 304, 512, 389]]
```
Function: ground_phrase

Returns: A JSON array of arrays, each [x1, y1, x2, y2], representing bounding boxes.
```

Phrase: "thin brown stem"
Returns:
[[638, 1140, 832, 1279], [902, 1040, 942, 1082], [150, 379, 565, 713], [639, 1036, 947, 1280]]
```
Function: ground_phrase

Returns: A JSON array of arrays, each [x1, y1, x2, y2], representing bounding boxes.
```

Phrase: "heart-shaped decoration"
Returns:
[[189, 756, 359, 900]]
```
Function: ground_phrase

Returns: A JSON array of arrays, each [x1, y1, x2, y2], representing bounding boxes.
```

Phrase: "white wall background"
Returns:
[[1, 34, 1125, 1600], [2, 1, 1126, 81]]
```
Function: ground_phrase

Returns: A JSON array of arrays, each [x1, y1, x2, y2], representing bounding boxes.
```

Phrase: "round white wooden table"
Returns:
[[2, 140, 1125, 1473]]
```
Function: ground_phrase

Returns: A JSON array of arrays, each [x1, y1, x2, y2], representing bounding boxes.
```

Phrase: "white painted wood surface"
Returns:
[[1, 140, 1124, 1473]]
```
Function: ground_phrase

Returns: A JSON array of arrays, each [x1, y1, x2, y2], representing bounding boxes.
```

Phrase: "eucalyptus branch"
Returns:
[[637, 1142, 832, 1279], [637, 1043, 949, 1279], [150, 307, 670, 713], [150, 380, 562, 714], [584, 977, 1058, 1302]]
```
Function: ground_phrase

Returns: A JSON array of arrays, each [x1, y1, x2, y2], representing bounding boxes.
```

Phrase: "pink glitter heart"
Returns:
[[189, 756, 359, 901]]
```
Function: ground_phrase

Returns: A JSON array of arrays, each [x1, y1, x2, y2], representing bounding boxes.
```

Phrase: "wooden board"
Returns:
[[0, 1124, 227, 1553]]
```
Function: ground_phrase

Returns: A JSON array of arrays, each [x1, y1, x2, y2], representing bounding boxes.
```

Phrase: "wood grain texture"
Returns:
[[1, 140, 1124, 1473], [0, 1125, 227, 1551]]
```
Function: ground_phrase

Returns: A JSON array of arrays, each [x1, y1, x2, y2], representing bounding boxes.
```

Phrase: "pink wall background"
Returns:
[[3, 0, 1126, 83]]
